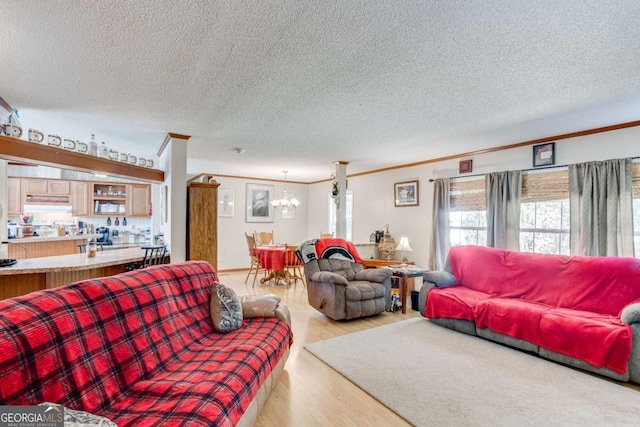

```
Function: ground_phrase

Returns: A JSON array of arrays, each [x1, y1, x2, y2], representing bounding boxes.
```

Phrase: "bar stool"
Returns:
[[139, 245, 167, 268]]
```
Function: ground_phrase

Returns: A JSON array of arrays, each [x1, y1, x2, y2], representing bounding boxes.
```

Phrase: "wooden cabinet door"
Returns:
[[48, 180, 70, 195], [128, 184, 150, 216], [70, 181, 89, 216], [187, 182, 219, 270], [22, 179, 48, 194], [7, 177, 21, 216]]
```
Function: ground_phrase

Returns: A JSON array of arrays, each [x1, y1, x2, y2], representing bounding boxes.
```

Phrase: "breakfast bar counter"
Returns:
[[0, 247, 170, 300], [8, 233, 103, 259]]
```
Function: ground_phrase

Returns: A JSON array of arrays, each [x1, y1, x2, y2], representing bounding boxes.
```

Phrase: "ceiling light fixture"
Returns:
[[270, 170, 300, 213]]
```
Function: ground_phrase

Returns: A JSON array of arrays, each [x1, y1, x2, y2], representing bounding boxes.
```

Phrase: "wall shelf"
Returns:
[[0, 135, 164, 183]]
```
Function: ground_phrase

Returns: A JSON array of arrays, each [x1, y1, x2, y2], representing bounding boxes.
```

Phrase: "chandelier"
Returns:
[[270, 170, 300, 212]]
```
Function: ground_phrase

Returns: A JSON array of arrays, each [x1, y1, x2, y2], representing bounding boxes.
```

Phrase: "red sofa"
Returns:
[[419, 245, 640, 383], [0, 261, 293, 426]]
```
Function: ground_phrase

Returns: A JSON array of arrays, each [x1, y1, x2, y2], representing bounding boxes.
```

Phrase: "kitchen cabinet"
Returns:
[[91, 182, 150, 217], [91, 182, 127, 216], [70, 181, 89, 216], [187, 175, 219, 270], [7, 177, 21, 216], [22, 178, 71, 204], [128, 184, 150, 216], [9, 178, 150, 218]]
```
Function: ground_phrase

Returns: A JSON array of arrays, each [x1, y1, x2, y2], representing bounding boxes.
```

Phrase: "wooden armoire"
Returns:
[[187, 174, 220, 270]]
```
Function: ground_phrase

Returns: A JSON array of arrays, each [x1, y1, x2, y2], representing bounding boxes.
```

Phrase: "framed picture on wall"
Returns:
[[246, 183, 274, 222], [394, 180, 419, 207], [533, 142, 555, 167], [218, 188, 234, 218]]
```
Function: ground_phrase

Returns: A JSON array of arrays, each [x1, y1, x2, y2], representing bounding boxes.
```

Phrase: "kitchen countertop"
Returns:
[[8, 233, 103, 243], [0, 246, 169, 275]]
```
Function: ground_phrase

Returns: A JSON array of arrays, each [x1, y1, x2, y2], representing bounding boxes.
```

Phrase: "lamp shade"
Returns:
[[395, 237, 412, 252]]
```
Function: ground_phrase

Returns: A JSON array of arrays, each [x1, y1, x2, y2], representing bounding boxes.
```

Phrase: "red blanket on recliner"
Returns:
[[426, 246, 640, 374], [302, 238, 363, 264]]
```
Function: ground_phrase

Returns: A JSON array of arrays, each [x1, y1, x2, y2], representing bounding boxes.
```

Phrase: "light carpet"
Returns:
[[304, 318, 640, 427]]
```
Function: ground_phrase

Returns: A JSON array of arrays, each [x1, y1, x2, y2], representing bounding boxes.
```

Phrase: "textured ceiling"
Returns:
[[1, 1, 639, 182]]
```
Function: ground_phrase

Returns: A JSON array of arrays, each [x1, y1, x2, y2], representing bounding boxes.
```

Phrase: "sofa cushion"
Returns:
[[474, 298, 550, 344], [210, 282, 243, 333], [102, 317, 291, 426], [425, 286, 490, 321], [448, 245, 640, 315], [539, 308, 632, 374], [317, 258, 356, 280], [344, 281, 385, 301]]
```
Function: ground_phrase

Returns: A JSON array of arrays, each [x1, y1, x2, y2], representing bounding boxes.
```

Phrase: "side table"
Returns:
[[384, 265, 428, 314], [362, 259, 414, 268]]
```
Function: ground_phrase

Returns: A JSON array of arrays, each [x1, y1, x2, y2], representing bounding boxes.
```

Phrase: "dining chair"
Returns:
[[283, 244, 305, 287], [254, 230, 275, 245], [245, 232, 267, 286]]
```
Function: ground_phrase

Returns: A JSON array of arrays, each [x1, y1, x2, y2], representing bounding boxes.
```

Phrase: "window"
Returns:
[[520, 201, 570, 254], [519, 169, 570, 255], [449, 177, 486, 246], [447, 162, 639, 257], [328, 190, 353, 241], [450, 210, 487, 246]]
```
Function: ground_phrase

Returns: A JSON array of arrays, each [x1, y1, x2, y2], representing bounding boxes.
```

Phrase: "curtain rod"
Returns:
[[428, 156, 640, 182]]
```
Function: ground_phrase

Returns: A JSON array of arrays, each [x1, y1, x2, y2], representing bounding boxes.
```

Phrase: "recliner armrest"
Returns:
[[621, 302, 640, 324], [310, 271, 350, 286], [354, 268, 392, 283], [423, 270, 456, 287]]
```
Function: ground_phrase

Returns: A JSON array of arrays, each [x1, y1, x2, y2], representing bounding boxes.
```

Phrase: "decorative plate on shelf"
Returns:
[[0, 258, 17, 267]]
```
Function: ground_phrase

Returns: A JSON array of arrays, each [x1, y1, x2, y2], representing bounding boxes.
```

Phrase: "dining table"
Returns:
[[255, 244, 297, 285]]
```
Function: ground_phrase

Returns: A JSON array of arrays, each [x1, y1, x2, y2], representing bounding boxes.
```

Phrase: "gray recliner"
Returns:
[[297, 239, 392, 320]]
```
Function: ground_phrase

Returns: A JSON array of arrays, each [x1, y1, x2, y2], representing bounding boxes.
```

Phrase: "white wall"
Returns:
[[210, 176, 310, 270], [307, 126, 640, 268]]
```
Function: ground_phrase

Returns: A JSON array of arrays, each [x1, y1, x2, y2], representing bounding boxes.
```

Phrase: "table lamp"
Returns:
[[395, 237, 413, 265]]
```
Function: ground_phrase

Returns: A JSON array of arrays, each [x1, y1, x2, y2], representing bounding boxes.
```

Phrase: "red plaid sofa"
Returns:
[[0, 261, 293, 426]]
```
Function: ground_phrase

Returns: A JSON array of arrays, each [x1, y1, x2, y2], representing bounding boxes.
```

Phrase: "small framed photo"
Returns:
[[246, 183, 274, 222], [533, 142, 555, 167], [459, 159, 473, 174], [218, 188, 234, 218], [394, 180, 419, 207]]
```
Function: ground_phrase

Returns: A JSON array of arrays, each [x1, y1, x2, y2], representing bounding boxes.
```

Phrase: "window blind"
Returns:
[[450, 160, 639, 209], [450, 177, 485, 212], [521, 169, 569, 203]]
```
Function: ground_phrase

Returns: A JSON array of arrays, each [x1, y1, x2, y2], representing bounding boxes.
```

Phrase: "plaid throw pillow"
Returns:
[[210, 282, 243, 333]]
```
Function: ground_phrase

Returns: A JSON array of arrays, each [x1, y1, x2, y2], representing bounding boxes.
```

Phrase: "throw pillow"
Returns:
[[240, 294, 281, 318], [210, 281, 243, 333], [38, 402, 117, 427]]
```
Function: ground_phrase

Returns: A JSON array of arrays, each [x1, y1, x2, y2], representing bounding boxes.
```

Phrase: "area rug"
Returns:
[[305, 318, 640, 426]]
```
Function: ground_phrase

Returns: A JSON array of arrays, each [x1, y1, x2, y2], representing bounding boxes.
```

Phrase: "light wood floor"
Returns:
[[217, 270, 419, 427]]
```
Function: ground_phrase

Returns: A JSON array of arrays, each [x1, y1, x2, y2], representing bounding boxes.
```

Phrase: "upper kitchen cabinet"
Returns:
[[22, 178, 71, 204], [7, 177, 21, 216], [90, 181, 150, 217], [128, 184, 150, 217], [70, 181, 90, 216]]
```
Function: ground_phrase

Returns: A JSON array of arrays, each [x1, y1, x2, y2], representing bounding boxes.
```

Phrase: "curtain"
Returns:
[[486, 171, 522, 250], [428, 178, 450, 270], [569, 158, 634, 257]]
